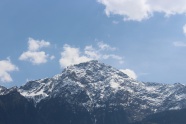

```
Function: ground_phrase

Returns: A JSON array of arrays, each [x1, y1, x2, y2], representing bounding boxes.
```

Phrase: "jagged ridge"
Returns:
[[1, 60, 186, 122]]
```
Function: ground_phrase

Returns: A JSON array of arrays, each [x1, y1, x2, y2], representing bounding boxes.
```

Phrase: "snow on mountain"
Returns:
[[0, 86, 7, 95], [19, 60, 130, 103], [2, 60, 186, 120]]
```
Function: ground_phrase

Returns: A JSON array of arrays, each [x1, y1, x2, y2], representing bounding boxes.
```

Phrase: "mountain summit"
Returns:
[[19, 60, 129, 102], [1, 60, 186, 124]]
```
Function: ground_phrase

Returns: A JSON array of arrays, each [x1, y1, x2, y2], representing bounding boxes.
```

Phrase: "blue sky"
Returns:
[[1, 0, 186, 87]]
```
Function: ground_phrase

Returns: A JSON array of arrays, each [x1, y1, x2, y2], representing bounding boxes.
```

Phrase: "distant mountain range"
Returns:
[[0, 60, 186, 124]]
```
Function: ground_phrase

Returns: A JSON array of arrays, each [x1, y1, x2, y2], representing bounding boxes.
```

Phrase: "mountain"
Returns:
[[0, 89, 39, 124], [0, 60, 186, 124], [0, 86, 7, 95], [132, 108, 186, 124]]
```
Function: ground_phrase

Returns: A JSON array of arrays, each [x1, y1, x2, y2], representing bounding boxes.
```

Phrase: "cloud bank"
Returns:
[[98, 0, 186, 21], [19, 38, 53, 65], [0, 59, 18, 82], [59, 42, 124, 68]]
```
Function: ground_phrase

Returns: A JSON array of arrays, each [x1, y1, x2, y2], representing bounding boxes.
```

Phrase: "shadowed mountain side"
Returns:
[[0, 90, 39, 124], [133, 108, 186, 124]]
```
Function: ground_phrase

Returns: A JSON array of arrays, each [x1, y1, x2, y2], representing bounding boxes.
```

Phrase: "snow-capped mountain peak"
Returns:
[[18, 60, 129, 103], [14, 60, 186, 120]]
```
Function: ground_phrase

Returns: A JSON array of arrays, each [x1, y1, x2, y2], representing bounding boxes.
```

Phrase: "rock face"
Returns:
[[1, 60, 186, 124], [0, 90, 38, 124]]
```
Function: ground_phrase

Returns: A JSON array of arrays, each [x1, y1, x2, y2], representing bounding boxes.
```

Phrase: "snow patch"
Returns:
[[110, 80, 120, 89]]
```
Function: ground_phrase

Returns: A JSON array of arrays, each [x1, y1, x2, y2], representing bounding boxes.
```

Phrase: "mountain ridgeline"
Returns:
[[0, 60, 186, 124]]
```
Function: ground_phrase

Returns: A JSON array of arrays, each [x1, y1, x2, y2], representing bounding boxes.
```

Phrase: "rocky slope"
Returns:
[[0, 60, 186, 123]]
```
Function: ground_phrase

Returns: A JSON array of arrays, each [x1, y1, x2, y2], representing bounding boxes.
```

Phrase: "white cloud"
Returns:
[[183, 24, 186, 35], [102, 54, 124, 64], [59, 45, 91, 68], [112, 20, 119, 24], [97, 42, 116, 51], [19, 38, 54, 65], [19, 51, 49, 64], [28, 37, 50, 51], [172, 25, 186, 47], [84, 45, 100, 59], [0, 59, 18, 82], [120, 69, 137, 79], [173, 41, 186, 47], [59, 42, 124, 68], [98, 0, 186, 21], [50, 55, 55, 60]]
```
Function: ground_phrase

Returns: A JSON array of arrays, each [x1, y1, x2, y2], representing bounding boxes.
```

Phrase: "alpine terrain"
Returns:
[[0, 60, 186, 124]]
